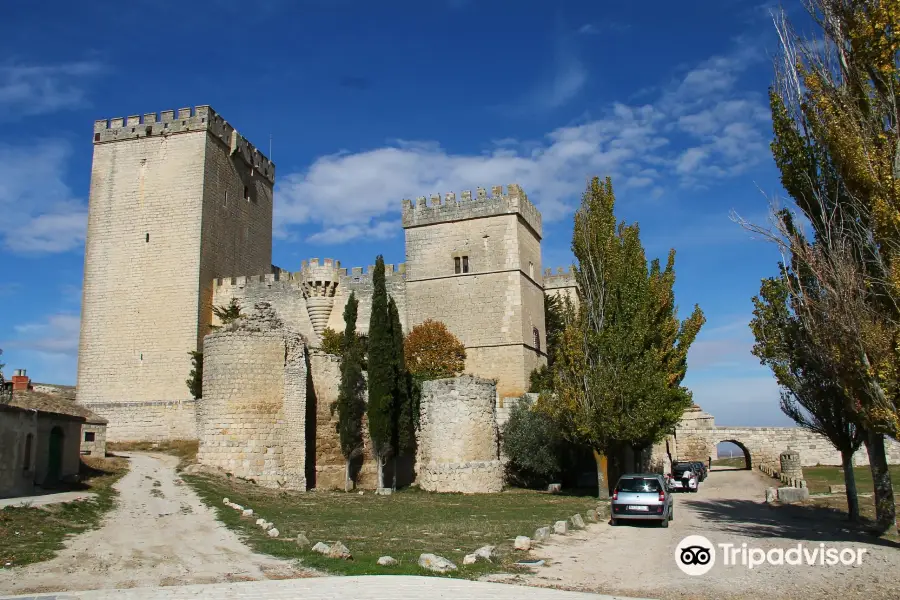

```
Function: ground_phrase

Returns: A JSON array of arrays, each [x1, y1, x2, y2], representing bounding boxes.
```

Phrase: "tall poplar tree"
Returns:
[[367, 255, 394, 489], [540, 177, 704, 495], [332, 292, 365, 491]]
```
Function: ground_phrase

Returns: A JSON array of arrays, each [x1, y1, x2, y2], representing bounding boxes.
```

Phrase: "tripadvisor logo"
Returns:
[[675, 535, 869, 575]]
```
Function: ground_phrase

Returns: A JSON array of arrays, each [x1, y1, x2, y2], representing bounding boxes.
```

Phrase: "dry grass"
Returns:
[[0, 456, 128, 569], [186, 473, 605, 578]]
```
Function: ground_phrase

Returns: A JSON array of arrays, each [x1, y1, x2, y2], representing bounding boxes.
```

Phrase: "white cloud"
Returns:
[[5, 312, 81, 357], [0, 140, 87, 254], [274, 43, 772, 244], [0, 60, 103, 118]]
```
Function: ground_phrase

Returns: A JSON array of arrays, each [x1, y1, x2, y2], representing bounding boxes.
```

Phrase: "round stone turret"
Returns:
[[779, 451, 803, 480], [300, 258, 341, 336]]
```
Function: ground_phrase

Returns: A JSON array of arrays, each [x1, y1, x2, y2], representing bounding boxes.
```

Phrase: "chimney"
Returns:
[[11, 369, 31, 391]]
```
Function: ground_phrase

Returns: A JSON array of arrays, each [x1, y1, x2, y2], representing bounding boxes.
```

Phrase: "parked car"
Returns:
[[610, 473, 673, 527], [690, 461, 708, 481], [669, 462, 699, 493]]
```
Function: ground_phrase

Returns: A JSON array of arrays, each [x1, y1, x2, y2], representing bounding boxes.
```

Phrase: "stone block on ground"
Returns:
[[547, 483, 562, 493], [586, 509, 599, 522], [553, 520, 568, 534], [474, 545, 496, 561], [242, 508, 253, 517], [296, 533, 311, 547], [534, 526, 550, 542], [377, 556, 398, 566], [830, 484, 847, 494], [222, 497, 230, 504], [312, 542, 330, 554], [418, 553, 457, 573], [765, 487, 777, 503], [514, 536, 531, 551], [326, 541, 352, 559], [570, 514, 585, 529], [267, 528, 279, 538], [777, 487, 810, 503], [463, 553, 477, 565]]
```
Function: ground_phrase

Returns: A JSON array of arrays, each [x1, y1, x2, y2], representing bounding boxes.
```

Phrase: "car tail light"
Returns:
[[612, 490, 618, 500], [658, 490, 665, 501]]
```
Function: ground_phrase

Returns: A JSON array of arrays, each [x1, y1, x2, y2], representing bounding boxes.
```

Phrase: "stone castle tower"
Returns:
[[76, 106, 274, 439], [402, 185, 547, 397]]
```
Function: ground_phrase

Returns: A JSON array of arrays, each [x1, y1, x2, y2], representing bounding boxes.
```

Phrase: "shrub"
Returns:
[[320, 327, 344, 355], [501, 396, 564, 488], [404, 319, 466, 380]]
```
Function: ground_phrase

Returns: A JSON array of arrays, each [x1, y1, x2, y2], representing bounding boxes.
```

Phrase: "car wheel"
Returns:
[[660, 514, 669, 528], [669, 506, 674, 521], [610, 518, 617, 526]]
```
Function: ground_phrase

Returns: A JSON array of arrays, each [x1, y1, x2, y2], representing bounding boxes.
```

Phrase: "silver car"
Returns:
[[610, 473, 673, 527]]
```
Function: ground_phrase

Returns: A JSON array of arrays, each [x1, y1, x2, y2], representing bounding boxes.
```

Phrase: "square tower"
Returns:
[[402, 184, 547, 397], [76, 106, 274, 441]]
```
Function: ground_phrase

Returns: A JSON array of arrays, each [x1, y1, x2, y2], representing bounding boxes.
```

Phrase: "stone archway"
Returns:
[[714, 439, 752, 470]]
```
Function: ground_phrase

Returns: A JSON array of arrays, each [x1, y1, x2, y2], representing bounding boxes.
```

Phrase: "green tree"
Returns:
[[501, 396, 565, 488], [539, 177, 704, 496], [186, 350, 203, 400], [367, 255, 394, 489], [320, 327, 344, 355], [529, 292, 569, 393], [389, 296, 416, 487], [332, 292, 366, 491], [211, 298, 243, 330], [750, 260, 865, 521]]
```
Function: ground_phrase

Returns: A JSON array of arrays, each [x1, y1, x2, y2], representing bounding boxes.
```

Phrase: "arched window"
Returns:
[[23, 433, 33, 471], [533, 327, 541, 351]]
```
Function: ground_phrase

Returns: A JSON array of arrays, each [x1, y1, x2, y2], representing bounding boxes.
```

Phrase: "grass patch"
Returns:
[[0, 455, 128, 569], [107, 440, 198, 470], [185, 474, 603, 578], [803, 465, 900, 495], [712, 457, 749, 469]]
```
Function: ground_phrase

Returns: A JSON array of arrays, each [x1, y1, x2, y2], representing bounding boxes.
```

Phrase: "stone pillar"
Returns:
[[779, 451, 803, 482], [415, 375, 503, 493]]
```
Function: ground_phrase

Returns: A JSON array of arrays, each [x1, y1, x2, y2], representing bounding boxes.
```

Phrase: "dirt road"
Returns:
[[0, 452, 306, 595], [490, 467, 900, 600]]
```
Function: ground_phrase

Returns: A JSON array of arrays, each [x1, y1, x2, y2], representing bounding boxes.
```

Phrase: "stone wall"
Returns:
[[416, 376, 503, 493], [196, 303, 307, 490], [0, 405, 37, 498], [78, 106, 273, 442], [80, 422, 107, 457], [79, 400, 197, 442], [33, 415, 84, 487]]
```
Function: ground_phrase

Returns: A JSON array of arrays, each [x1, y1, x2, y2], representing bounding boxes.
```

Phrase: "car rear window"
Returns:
[[616, 478, 661, 492]]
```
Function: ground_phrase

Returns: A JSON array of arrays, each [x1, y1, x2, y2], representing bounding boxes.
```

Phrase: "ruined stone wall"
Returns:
[[197, 303, 306, 490], [78, 106, 273, 441], [416, 376, 503, 493], [78, 401, 197, 442]]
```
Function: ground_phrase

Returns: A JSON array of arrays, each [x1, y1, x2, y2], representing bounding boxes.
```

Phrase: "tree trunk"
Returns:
[[376, 455, 385, 489], [864, 429, 896, 534], [392, 456, 397, 490], [840, 448, 859, 522], [344, 459, 353, 492], [592, 449, 609, 499]]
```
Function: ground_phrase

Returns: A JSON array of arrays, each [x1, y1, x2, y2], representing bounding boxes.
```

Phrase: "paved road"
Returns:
[[0, 576, 654, 600], [0, 491, 96, 509]]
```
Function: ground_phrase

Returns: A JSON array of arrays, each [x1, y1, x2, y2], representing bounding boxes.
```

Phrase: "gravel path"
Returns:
[[487, 467, 900, 600], [0, 452, 307, 596]]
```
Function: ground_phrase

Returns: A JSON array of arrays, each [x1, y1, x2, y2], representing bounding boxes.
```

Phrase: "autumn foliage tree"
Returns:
[[404, 319, 466, 380]]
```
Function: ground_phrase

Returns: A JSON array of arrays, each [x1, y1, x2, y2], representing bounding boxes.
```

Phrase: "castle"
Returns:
[[75, 105, 578, 489]]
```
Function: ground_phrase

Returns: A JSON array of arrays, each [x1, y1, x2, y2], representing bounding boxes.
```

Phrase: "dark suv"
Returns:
[[689, 461, 708, 481]]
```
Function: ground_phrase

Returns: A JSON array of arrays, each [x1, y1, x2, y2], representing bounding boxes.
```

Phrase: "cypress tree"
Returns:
[[333, 292, 365, 491], [388, 296, 415, 487], [366, 255, 394, 489]]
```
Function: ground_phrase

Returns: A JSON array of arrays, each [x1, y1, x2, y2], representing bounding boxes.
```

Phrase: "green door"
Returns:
[[46, 426, 64, 485]]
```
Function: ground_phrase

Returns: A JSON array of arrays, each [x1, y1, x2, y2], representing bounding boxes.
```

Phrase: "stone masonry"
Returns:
[[415, 376, 504, 493], [78, 106, 273, 441], [196, 302, 307, 490]]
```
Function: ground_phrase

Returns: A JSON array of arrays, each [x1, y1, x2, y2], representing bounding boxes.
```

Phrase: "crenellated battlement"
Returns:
[[543, 267, 577, 291], [93, 105, 275, 184], [400, 183, 542, 238], [212, 261, 407, 293]]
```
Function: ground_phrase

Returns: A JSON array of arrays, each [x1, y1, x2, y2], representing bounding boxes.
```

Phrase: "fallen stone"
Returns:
[[474, 545, 496, 561], [242, 509, 253, 517], [553, 520, 568, 534], [358, 491, 364, 495], [534, 526, 551, 542], [375, 488, 392, 496], [418, 553, 457, 573], [296, 532, 311, 547], [233, 504, 244, 511], [223, 497, 230, 505], [765, 487, 777, 503], [377, 555, 398, 566], [255, 518, 265, 526], [312, 542, 330, 554], [777, 487, 810, 503], [516, 559, 546, 567], [570, 514, 585, 529], [327, 541, 352, 560], [547, 483, 562, 493], [514, 536, 531, 551], [585, 509, 599, 522], [267, 528, 279, 538], [463, 553, 478, 565]]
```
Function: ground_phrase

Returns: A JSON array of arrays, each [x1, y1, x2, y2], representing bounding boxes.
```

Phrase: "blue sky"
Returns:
[[0, 0, 805, 426]]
